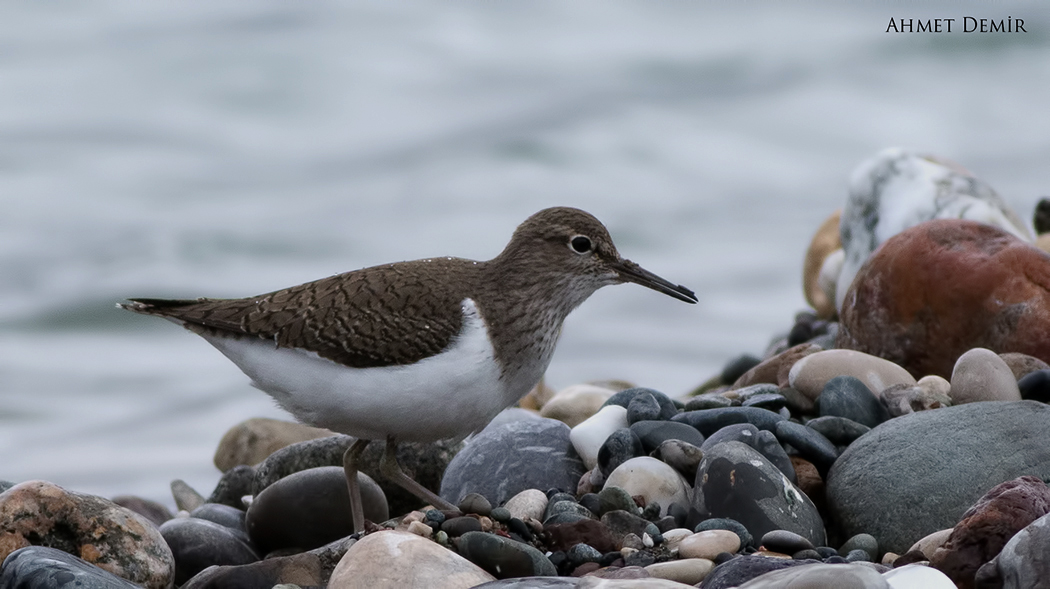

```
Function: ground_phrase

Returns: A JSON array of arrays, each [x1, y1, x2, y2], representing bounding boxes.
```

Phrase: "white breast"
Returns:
[[198, 299, 531, 442]]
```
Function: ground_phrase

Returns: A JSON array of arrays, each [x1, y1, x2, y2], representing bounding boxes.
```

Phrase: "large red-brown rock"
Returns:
[[930, 476, 1050, 589], [838, 219, 1050, 378]]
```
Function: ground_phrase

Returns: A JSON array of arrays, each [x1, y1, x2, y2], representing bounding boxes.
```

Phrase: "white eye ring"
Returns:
[[569, 235, 592, 254]]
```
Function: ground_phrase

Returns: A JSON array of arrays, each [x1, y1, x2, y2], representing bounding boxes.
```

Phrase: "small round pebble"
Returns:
[[441, 516, 483, 536], [695, 517, 753, 549], [845, 548, 872, 562], [489, 506, 511, 523], [760, 529, 815, 554], [458, 493, 492, 516], [597, 486, 637, 516], [839, 532, 879, 561], [567, 542, 603, 566]]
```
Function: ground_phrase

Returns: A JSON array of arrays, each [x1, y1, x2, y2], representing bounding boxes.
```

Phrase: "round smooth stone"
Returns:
[[734, 383, 781, 402], [700, 554, 821, 589], [629, 420, 705, 452], [597, 428, 646, 477], [504, 489, 548, 522], [544, 500, 593, 523], [733, 562, 886, 587], [773, 420, 838, 477], [760, 529, 814, 554], [793, 549, 822, 560], [189, 503, 247, 536], [672, 407, 786, 436], [1018, 369, 1050, 403], [578, 493, 601, 517], [845, 548, 872, 562], [441, 516, 484, 537], [950, 348, 1023, 404], [603, 457, 690, 517], [840, 533, 879, 561], [245, 466, 388, 553], [570, 405, 629, 470], [458, 531, 558, 578], [653, 439, 704, 480], [804, 416, 870, 446], [0, 546, 143, 589], [645, 558, 715, 585], [331, 530, 495, 587], [490, 507, 512, 523], [458, 493, 493, 517], [603, 387, 679, 421], [819, 375, 890, 427], [539, 384, 618, 428], [160, 517, 259, 585], [678, 530, 741, 560], [788, 349, 916, 402], [695, 518, 753, 549], [206, 464, 256, 509]]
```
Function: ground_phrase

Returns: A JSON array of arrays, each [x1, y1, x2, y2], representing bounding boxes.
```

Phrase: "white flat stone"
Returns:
[[603, 456, 690, 516], [570, 404, 629, 470]]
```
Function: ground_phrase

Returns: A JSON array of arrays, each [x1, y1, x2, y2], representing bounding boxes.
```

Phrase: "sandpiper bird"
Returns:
[[121, 207, 696, 532]]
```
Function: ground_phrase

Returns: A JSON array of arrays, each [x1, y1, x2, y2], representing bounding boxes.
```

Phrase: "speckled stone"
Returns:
[[0, 480, 174, 589]]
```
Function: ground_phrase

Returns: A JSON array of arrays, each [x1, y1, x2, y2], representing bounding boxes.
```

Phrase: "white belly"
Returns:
[[199, 299, 531, 442]]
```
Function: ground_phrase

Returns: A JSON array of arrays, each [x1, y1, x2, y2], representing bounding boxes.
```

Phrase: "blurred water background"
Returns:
[[1, 1, 1047, 508]]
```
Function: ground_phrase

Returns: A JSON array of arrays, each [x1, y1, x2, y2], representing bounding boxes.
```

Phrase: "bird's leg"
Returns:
[[380, 436, 457, 512], [342, 438, 371, 534]]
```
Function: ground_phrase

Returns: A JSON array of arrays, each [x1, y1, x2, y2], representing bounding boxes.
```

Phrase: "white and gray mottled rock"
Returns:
[[977, 511, 1050, 589], [604, 457, 690, 517], [827, 401, 1050, 554], [836, 147, 1031, 313], [440, 418, 586, 506]]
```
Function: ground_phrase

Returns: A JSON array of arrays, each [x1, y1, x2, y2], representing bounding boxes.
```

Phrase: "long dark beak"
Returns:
[[612, 258, 698, 304]]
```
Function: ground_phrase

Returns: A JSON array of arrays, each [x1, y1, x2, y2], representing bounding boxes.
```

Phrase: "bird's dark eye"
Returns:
[[570, 235, 592, 254]]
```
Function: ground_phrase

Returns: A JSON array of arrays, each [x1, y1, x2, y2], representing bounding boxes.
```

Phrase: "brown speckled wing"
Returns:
[[125, 259, 476, 368]]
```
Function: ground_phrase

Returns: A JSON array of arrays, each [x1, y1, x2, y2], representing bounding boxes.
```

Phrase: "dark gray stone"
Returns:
[[1018, 369, 1050, 403], [179, 535, 354, 589], [722, 354, 763, 385], [805, 416, 871, 446], [775, 420, 838, 478], [543, 501, 594, 526], [0, 546, 142, 589], [839, 533, 879, 561], [760, 529, 814, 554], [252, 434, 459, 517], [160, 517, 259, 585], [626, 392, 662, 424], [818, 376, 890, 428], [600, 509, 652, 543], [672, 406, 786, 436], [701, 424, 795, 484], [441, 516, 483, 536], [597, 428, 645, 477], [741, 393, 788, 412], [440, 418, 585, 507], [604, 387, 678, 421], [207, 464, 256, 509], [629, 420, 705, 452], [458, 493, 492, 516], [652, 439, 704, 480], [458, 531, 557, 578], [826, 401, 1050, 555], [691, 441, 825, 546], [566, 543, 602, 566], [246, 466, 387, 554], [701, 554, 823, 589], [190, 503, 247, 536], [597, 486, 637, 516]]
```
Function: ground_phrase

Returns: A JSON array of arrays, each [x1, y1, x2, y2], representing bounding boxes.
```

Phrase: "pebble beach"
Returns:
[[4, 148, 1050, 587]]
